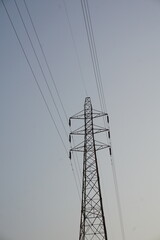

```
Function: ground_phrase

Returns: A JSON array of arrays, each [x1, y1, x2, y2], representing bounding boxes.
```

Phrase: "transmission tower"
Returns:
[[69, 97, 111, 240]]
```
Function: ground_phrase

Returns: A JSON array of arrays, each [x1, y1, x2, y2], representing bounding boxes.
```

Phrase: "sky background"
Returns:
[[1, 0, 160, 240]]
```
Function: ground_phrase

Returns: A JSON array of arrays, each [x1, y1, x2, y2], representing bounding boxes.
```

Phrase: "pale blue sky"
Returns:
[[1, 0, 160, 240]]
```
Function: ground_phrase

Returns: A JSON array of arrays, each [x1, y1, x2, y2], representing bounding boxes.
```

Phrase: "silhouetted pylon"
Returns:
[[69, 97, 110, 240]]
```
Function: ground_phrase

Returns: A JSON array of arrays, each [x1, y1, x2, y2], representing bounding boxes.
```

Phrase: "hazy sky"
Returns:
[[1, 0, 160, 240]]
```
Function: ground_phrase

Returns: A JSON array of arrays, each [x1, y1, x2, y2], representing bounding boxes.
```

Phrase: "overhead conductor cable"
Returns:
[[1, 0, 80, 198], [80, 1, 126, 240]]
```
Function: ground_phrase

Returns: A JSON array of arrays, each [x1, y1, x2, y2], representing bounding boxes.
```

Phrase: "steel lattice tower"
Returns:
[[69, 97, 110, 240]]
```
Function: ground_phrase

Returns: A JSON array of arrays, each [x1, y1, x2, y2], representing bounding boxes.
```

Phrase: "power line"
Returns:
[[62, 0, 88, 97], [22, 0, 82, 186], [81, 0, 104, 112], [70, 158, 81, 199], [85, 0, 107, 112], [23, 0, 69, 123], [1, 0, 81, 198], [81, 0, 110, 132], [80, 1, 126, 240], [1, 0, 67, 154], [22, 0, 82, 188], [14, 0, 82, 196], [14, 0, 68, 139], [111, 154, 126, 240]]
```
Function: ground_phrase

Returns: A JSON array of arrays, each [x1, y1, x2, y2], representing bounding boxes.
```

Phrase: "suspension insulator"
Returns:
[[109, 147, 112, 156], [69, 134, 71, 143], [69, 151, 71, 159], [108, 131, 110, 139], [69, 118, 71, 126], [107, 115, 109, 123]]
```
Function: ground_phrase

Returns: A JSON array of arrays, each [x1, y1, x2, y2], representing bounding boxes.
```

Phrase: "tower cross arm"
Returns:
[[95, 140, 110, 151], [93, 125, 109, 134], [70, 125, 85, 136], [70, 141, 85, 153], [92, 109, 108, 119]]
